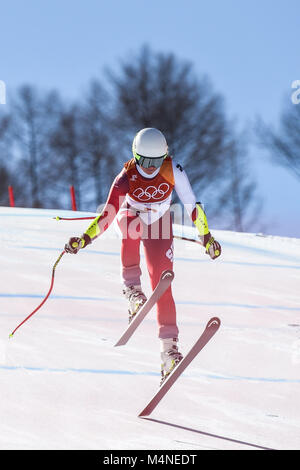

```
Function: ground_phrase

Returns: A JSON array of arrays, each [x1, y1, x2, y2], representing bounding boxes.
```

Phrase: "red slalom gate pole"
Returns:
[[8, 186, 15, 207], [70, 185, 77, 211]]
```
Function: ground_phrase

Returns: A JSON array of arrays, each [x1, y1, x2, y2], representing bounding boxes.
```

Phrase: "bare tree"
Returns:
[[10, 85, 62, 207], [256, 101, 300, 181], [79, 80, 116, 208], [107, 45, 243, 219], [214, 133, 263, 232], [49, 103, 85, 209], [0, 166, 10, 205], [0, 113, 13, 205], [2, 48, 259, 228]]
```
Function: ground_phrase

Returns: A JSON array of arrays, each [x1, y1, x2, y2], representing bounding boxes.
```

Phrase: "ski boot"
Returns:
[[160, 337, 183, 386], [123, 285, 147, 323]]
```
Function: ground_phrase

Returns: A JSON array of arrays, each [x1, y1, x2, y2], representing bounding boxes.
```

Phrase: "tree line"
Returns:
[[2, 45, 293, 233]]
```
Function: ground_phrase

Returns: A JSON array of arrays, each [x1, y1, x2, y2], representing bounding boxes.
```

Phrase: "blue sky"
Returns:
[[1, 0, 299, 236]]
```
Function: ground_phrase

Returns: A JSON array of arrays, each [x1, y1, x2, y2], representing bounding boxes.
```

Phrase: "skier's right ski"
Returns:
[[114, 270, 174, 347], [138, 317, 221, 417]]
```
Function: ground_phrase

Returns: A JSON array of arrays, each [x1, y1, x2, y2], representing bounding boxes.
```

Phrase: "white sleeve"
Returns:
[[173, 161, 197, 217]]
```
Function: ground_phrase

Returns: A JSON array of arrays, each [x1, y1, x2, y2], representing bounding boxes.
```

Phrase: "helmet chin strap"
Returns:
[[136, 163, 160, 179]]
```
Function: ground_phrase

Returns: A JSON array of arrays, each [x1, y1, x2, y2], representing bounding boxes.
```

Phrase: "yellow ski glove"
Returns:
[[192, 202, 221, 260]]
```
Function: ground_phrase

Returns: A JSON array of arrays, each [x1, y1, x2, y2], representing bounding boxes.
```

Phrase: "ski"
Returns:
[[114, 269, 174, 347], [138, 316, 221, 417]]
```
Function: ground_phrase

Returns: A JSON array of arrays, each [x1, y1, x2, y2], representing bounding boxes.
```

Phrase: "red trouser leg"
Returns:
[[118, 210, 142, 287], [142, 213, 178, 339], [118, 209, 178, 339]]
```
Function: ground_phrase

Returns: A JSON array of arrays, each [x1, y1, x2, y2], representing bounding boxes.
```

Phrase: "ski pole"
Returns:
[[55, 218, 205, 246], [174, 235, 220, 257], [54, 216, 95, 221], [173, 235, 202, 245], [9, 250, 66, 338], [55, 219, 216, 253]]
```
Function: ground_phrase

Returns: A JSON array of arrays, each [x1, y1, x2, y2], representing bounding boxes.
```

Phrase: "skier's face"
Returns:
[[141, 165, 158, 175]]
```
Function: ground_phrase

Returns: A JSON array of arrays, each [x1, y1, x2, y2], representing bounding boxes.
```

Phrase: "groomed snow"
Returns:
[[0, 206, 300, 450]]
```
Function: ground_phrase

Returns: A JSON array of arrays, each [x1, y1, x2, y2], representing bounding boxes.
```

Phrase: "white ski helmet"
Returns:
[[132, 128, 168, 168]]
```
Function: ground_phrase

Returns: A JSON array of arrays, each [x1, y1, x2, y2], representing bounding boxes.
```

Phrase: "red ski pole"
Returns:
[[9, 250, 66, 338]]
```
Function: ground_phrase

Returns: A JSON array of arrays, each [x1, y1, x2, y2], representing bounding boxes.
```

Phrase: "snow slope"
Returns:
[[0, 206, 300, 450]]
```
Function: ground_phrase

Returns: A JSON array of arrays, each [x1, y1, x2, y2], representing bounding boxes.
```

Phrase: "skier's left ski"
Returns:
[[138, 316, 221, 417], [114, 269, 174, 347]]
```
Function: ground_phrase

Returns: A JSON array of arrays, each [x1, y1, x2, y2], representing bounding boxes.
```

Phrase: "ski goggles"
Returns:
[[134, 151, 168, 169]]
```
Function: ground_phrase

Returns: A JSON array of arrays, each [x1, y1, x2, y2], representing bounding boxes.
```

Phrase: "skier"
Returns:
[[65, 128, 221, 384]]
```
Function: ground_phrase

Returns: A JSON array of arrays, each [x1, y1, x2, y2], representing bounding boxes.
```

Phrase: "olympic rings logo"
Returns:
[[132, 183, 170, 201]]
